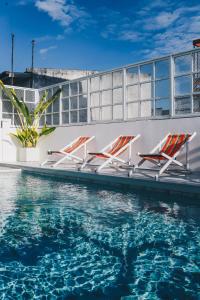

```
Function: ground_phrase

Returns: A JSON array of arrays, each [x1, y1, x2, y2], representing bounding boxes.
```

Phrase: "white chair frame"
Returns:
[[41, 136, 95, 167], [80, 135, 140, 173]]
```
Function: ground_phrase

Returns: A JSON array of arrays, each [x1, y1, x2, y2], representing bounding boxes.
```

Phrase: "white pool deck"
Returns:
[[0, 161, 200, 198]]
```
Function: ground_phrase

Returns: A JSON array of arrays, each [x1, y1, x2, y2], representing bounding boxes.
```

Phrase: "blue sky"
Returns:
[[0, 0, 200, 72]]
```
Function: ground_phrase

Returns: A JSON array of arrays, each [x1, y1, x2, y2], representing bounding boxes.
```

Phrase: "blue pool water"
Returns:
[[0, 172, 199, 299]]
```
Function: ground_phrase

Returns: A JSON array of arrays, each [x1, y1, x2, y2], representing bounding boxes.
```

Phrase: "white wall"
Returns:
[[38, 116, 200, 171]]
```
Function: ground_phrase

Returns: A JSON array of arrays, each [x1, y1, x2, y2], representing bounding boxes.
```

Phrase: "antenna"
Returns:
[[31, 39, 35, 88], [11, 33, 14, 85]]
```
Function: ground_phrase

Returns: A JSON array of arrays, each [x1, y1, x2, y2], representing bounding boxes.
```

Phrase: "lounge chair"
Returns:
[[130, 132, 196, 180], [80, 135, 140, 172], [41, 136, 95, 167]]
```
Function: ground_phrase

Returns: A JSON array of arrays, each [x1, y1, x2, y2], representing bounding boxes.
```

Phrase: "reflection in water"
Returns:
[[0, 172, 199, 299]]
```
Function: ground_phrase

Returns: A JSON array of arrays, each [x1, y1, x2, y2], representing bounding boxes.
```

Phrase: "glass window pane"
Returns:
[[113, 88, 123, 104], [102, 73, 112, 89], [113, 105, 123, 120], [14, 114, 21, 126], [194, 52, 200, 72], [14, 89, 24, 101], [46, 103, 52, 114], [2, 113, 13, 121], [62, 84, 69, 98], [113, 70, 123, 87], [2, 90, 10, 100], [47, 89, 53, 99], [91, 76, 100, 91], [193, 95, 200, 113], [127, 102, 139, 119], [53, 98, 60, 112], [175, 76, 192, 96], [62, 111, 69, 124], [141, 82, 153, 100], [79, 109, 87, 122], [70, 111, 78, 123], [46, 114, 52, 125], [155, 79, 170, 98], [39, 115, 45, 126], [126, 67, 138, 84], [175, 96, 191, 114], [79, 80, 87, 94], [79, 95, 87, 108], [25, 90, 35, 103], [127, 85, 139, 102], [2, 100, 13, 113], [155, 99, 170, 116], [140, 64, 153, 82], [102, 90, 112, 105], [62, 98, 69, 111], [70, 96, 78, 110], [175, 55, 192, 75], [70, 82, 78, 96], [91, 93, 100, 107], [141, 101, 153, 117], [101, 106, 112, 121], [91, 107, 100, 121], [193, 73, 200, 93], [53, 113, 59, 125], [26, 103, 35, 113], [155, 59, 170, 79]]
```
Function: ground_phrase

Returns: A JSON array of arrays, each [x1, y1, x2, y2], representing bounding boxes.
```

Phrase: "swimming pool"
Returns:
[[0, 171, 199, 299]]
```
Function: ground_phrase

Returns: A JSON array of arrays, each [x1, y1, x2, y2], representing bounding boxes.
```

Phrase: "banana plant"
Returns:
[[0, 80, 62, 148]]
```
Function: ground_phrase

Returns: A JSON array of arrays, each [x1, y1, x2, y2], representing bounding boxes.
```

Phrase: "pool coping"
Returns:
[[1, 162, 200, 198]]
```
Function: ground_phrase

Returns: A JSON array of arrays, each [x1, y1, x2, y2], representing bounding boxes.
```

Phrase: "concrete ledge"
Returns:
[[1, 162, 200, 198]]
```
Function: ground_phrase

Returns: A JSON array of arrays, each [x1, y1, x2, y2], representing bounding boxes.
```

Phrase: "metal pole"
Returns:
[[31, 39, 35, 88], [11, 33, 14, 85]]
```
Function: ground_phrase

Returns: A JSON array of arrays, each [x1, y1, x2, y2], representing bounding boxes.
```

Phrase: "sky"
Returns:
[[0, 0, 200, 72]]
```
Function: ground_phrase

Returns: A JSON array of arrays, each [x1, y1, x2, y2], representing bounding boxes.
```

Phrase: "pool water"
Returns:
[[0, 172, 199, 300]]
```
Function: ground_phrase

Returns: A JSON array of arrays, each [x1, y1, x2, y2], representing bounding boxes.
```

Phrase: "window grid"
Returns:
[[2, 49, 200, 126]]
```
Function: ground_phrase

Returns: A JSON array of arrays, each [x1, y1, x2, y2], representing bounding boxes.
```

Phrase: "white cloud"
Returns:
[[144, 11, 180, 30], [35, 0, 89, 28], [39, 45, 57, 55]]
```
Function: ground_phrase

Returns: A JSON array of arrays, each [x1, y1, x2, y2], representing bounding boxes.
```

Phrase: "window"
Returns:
[[102, 90, 112, 105], [91, 107, 100, 121], [102, 73, 112, 89], [175, 96, 191, 114], [62, 111, 69, 124], [79, 95, 87, 108], [91, 76, 100, 91], [127, 102, 139, 119], [113, 105, 123, 120], [126, 67, 138, 84], [101, 106, 112, 121], [175, 76, 192, 96], [79, 109, 87, 122], [91, 93, 100, 107], [70, 82, 78, 96], [193, 73, 200, 93], [175, 55, 192, 75], [141, 82, 153, 100], [141, 101, 153, 117], [113, 88, 123, 104], [127, 85, 139, 102], [155, 80, 170, 98], [193, 95, 200, 113], [155, 59, 170, 79], [140, 63, 153, 82], [155, 99, 170, 116], [113, 71, 123, 87]]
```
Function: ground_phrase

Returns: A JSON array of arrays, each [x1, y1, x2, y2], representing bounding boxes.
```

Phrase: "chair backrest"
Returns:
[[160, 134, 191, 157], [64, 137, 91, 153], [108, 136, 134, 156]]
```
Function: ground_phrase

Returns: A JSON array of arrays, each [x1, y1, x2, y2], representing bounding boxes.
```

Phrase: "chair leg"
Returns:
[[41, 159, 48, 166]]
